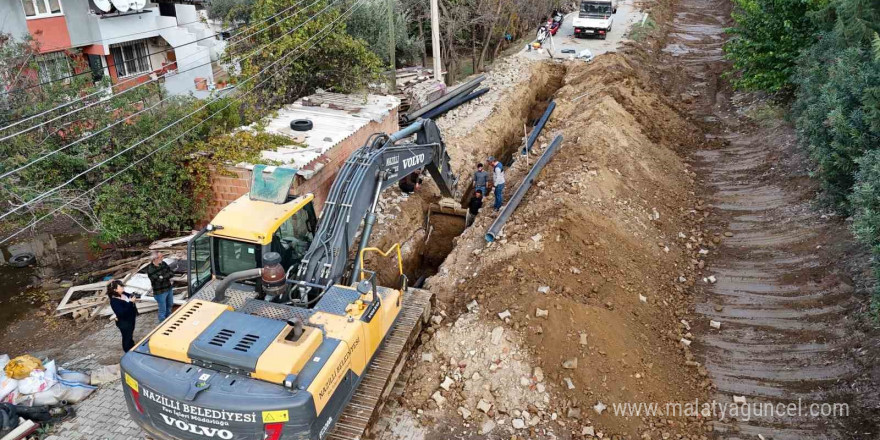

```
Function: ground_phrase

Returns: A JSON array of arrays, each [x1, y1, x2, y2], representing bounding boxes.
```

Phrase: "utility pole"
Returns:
[[388, 0, 396, 92], [430, 0, 442, 83]]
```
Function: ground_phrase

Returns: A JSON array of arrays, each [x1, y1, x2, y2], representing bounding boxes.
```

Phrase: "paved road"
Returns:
[[43, 315, 154, 440], [519, 0, 645, 61]]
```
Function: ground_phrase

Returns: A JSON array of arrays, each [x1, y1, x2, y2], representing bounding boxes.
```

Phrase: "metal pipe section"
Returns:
[[486, 135, 564, 242], [403, 75, 486, 123], [422, 88, 490, 120], [213, 268, 262, 302], [522, 101, 556, 155], [385, 119, 425, 145]]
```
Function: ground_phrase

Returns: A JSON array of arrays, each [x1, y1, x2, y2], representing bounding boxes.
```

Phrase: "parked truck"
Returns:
[[573, 0, 617, 39]]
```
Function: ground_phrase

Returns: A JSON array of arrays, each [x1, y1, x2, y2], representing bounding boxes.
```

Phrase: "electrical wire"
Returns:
[[0, 0, 365, 246], [0, 0, 319, 133], [0, 0, 339, 181], [0, 0, 362, 229]]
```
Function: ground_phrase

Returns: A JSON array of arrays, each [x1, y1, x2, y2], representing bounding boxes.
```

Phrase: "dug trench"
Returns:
[[363, 54, 721, 439]]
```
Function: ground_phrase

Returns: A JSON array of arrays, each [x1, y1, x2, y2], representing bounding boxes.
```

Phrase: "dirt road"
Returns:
[[655, 0, 872, 437]]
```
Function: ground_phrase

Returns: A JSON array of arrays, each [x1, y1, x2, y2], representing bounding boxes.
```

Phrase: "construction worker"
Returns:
[[473, 163, 489, 196], [399, 169, 423, 194], [466, 189, 484, 227], [487, 156, 505, 211], [146, 251, 175, 322]]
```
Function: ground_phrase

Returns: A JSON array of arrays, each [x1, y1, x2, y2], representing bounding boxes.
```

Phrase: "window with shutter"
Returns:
[[21, 0, 63, 18]]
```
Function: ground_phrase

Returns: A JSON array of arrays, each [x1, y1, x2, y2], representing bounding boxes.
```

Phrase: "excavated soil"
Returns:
[[369, 48, 720, 437], [370, 0, 879, 435]]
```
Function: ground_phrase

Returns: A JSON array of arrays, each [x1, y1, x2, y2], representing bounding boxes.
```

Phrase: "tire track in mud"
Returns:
[[658, 0, 862, 438]]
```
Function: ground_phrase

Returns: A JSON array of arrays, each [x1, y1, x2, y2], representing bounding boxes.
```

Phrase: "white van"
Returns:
[[572, 0, 617, 39]]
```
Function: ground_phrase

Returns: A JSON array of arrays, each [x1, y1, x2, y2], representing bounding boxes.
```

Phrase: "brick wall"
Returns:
[[201, 107, 398, 224], [203, 167, 251, 223]]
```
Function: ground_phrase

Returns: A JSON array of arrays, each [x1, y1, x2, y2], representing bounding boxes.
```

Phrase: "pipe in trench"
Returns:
[[522, 101, 556, 155], [486, 134, 564, 242]]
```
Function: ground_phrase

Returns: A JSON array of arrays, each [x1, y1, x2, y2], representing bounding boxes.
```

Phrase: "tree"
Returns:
[[790, 0, 880, 209], [208, 0, 256, 23], [723, 0, 823, 93], [237, 0, 383, 109], [346, 0, 423, 67]]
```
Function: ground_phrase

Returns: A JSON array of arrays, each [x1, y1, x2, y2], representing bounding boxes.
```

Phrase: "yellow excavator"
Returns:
[[120, 119, 457, 440]]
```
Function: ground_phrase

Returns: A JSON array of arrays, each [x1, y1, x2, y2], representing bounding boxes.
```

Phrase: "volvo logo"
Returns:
[[159, 414, 234, 439], [403, 154, 424, 169]]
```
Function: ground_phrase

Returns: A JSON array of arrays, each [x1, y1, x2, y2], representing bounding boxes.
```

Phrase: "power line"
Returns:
[[0, 0, 315, 100], [0, 0, 365, 246], [0, 0, 338, 178], [0, 0, 319, 130], [0, 0, 352, 221]]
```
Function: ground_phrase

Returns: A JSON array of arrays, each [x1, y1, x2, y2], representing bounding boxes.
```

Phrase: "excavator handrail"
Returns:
[[358, 244, 404, 281]]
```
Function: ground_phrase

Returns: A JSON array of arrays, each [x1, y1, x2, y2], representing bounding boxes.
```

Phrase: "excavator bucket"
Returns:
[[429, 197, 467, 217]]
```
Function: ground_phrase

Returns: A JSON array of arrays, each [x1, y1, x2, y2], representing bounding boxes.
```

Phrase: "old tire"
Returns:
[[9, 252, 36, 268], [289, 119, 313, 131]]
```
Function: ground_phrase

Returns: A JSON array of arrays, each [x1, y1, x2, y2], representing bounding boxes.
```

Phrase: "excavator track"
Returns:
[[327, 288, 433, 440]]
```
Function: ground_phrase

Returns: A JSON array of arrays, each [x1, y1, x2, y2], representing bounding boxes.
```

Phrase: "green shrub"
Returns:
[[724, 0, 823, 93], [851, 149, 880, 314]]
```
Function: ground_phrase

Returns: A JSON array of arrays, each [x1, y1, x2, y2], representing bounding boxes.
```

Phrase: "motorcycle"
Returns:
[[549, 10, 563, 35]]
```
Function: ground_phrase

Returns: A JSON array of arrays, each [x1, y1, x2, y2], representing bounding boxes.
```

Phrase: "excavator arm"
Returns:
[[290, 118, 457, 304]]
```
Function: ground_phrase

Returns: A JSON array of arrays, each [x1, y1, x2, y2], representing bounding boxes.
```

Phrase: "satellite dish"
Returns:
[[110, 0, 129, 12], [131, 0, 145, 10], [92, 0, 114, 12]]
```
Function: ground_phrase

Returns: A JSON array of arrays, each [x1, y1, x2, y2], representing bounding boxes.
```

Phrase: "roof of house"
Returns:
[[247, 91, 400, 171]]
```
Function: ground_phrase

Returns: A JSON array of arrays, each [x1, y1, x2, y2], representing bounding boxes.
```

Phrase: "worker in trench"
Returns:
[[487, 156, 506, 211], [107, 280, 138, 352], [466, 189, 484, 227], [473, 163, 489, 196], [399, 169, 423, 195]]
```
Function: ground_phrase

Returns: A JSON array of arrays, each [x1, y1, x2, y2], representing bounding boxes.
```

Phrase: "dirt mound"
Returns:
[[371, 54, 719, 439]]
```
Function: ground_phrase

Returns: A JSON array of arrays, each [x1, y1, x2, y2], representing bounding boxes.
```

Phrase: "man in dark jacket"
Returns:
[[466, 189, 483, 227], [146, 251, 175, 322]]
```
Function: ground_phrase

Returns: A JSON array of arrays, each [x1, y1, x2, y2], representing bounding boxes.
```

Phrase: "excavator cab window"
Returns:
[[215, 239, 259, 277], [271, 202, 317, 271]]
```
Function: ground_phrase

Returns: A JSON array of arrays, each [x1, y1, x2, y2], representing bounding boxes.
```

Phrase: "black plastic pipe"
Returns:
[[422, 88, 490, 120], [522, 101, 556, 155], [486, 135, 564, 242], [402, 75, 486, 124]]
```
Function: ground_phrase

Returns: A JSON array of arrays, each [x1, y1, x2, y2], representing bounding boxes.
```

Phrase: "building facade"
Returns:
[[1, 0, 226, 98]]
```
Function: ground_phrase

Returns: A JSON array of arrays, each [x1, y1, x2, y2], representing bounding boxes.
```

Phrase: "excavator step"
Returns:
[[326, 288, 433, 440]]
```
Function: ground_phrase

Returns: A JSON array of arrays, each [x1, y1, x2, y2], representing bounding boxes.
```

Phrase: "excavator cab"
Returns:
[[187, 166, 318, 298]]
